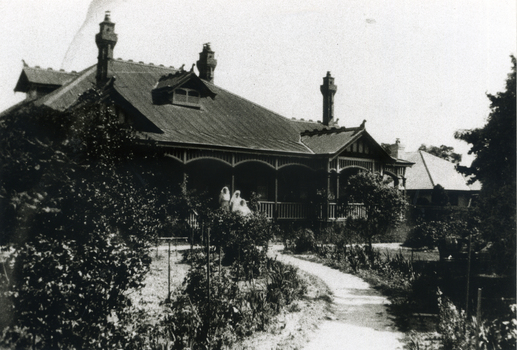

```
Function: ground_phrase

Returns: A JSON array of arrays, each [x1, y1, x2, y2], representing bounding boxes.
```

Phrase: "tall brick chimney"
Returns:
[[320, 71, 337, 126], [197, 43, 217, 83], [95, 11, 118, 86], [390, 138, 406, 159]]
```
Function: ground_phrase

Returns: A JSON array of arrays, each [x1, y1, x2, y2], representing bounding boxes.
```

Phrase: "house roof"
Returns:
[[405, 150, 474, 191], [300, 126, 400, 164], [33, 58, 335, 155], [14, 66, 79, 92], [301, 127, 361, 154], [8, 58, 407, 159]]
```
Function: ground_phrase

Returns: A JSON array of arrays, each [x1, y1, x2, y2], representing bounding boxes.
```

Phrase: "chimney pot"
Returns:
[[320, 71, 337, 126], [197, 43, 217, 82], [95, 11, 118, 86], [390, 139, 406, 159]]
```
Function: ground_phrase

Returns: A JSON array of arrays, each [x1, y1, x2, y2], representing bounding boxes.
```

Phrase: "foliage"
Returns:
[[455, 56, 516, 190], [290, 228, 316, 254], [266, 257, 307, 310], [480, 304, 517, 350], [418, 144, 462, 164], [438, 291, 517, 350], [0, 89, 161, 348], [455, 55, 516, 276], [165, 176, 210, 239], [404, 219, 479, 250], [163, 251, 306, 349], [431, 184, 449, 206], [208, 208, 274, 280], [340, 172, 408, 251]]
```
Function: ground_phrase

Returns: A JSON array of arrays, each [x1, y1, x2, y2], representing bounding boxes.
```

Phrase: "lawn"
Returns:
[[372, 243, 440, 262], [129, 243, 191, 315]]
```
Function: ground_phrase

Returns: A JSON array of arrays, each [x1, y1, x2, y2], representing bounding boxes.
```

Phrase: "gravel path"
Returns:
[[269, 246, 405, 350]]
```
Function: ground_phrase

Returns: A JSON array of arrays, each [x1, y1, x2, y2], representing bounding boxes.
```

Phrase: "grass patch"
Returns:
[[129, 244, 191, 317]]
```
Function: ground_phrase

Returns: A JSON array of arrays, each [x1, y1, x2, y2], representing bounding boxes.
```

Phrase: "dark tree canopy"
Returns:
[[455, 56, 516, 191], [342, 172, 408, 250], [418, 144, 462, 164], [455, 55, 516, 275], [0, 89, 167, 348], [431, 184, 449, 206]]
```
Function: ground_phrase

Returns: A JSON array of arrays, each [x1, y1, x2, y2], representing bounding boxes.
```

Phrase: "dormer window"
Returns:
[[152, 70, 217, 107], [172, 88, 200, 108]]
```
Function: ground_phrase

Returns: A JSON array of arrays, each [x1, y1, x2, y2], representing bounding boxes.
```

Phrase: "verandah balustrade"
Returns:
[[258, 201, 366, 221]]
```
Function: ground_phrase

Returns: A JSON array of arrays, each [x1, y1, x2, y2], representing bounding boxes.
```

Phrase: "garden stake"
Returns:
[[190, 226, 194, 253], [206, 228, 211, 343], [466, 233, 472, 317], [168, 239, 171, 302], [476, 288, 482, 350]]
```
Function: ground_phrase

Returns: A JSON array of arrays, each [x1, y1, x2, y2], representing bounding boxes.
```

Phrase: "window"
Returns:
[[173, 88, 201, 108]]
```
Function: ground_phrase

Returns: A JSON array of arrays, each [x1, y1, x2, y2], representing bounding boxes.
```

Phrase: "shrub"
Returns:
[[404, 219, 479, 251], [404, 221, 447, 249], [266, 258, 307, 311], [437, 291, 517, 350], [163, 253, 306, 349], [1, 233, 152, 349], [341, 172, 408, 250], [293, 228, 316, 253], [208, 208, 273, 281]]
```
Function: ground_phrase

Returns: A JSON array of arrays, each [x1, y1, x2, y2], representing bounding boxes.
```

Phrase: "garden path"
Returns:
[[269, 245, 405, 350]]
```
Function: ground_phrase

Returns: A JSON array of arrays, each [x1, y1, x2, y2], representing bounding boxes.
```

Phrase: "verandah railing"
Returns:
[[258, 201, 366, 221], [186, 202, 366, 225], [326, 203, 366, 220]]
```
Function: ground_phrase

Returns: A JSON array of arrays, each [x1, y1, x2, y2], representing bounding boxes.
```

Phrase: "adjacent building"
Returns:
[[404, 150, 480, 207]]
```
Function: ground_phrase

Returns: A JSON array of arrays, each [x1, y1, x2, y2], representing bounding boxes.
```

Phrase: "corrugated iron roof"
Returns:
[[108, 59, 330, 154], [301, 127, 359, 154], [35, 65, 97, 110], [405, 151, 472, 191], [12, 59, 374, 156], [14, 66, 79, 92]]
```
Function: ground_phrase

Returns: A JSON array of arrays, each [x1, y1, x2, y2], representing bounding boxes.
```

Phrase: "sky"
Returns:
[[0, 0, 515, 166]]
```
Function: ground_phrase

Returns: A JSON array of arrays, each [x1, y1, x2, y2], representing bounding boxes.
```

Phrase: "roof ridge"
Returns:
[[39, 65, 97, 108], [289, 117, 321, 124], [24, 65, 79, 75], [419, 150, 435, 187], [300, 126, 359, 137], [114, 57, 176, 70]]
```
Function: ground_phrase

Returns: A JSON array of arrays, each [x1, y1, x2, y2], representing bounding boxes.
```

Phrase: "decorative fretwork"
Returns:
[[338, 157, 376, 172], [344, 139, 372, 155], [277, 157, 318, 170], [186, 149, 233, 165], [164, 149, 184, 163], [234, 153, 276, 168], [384, 165, 406, 177], [329, 159, 338, 171]]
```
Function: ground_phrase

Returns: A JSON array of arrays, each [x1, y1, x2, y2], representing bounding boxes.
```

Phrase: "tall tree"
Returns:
[[341, 172, 408, 252], [0, 89, 164, 348], [418, 144, 462, 164], [455, 55, 516, 275]]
